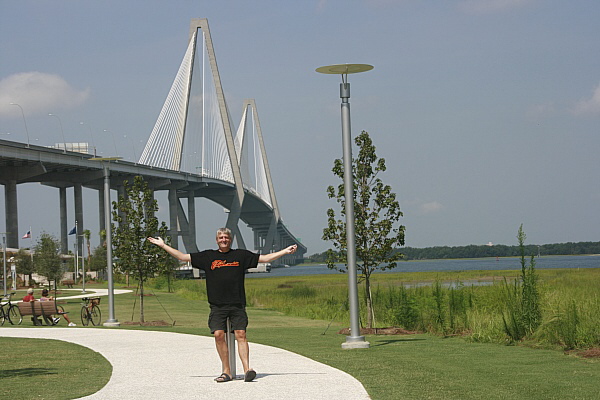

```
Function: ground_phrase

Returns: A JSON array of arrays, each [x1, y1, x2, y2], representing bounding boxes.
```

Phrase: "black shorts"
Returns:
[[208, 304, 248, 333]]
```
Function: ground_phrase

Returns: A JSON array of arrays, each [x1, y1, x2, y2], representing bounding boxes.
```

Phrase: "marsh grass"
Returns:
[[235, 268, 599, 349], [32, 267, 600, 350]]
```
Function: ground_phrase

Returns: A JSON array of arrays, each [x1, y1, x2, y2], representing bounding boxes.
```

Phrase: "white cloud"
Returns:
[[0, 72, 90, 118], [570, 83, 600, 116], [365, 0, 409, 7], [419, 201, 444, 215], [316, 0, 327, 12], [526, 102, 556, 119], [459, 0, 534, 14]]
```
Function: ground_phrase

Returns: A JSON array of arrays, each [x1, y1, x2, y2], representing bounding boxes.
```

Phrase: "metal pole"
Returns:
[[102, 165, 119, 326], [2, 235, 6, 297], [340, 81, 369, 349], [226, 318, 236, 378], [48, 114, 67, 153], [81, 234, 86, 293], [10, 103, 30, 147], [75, 221, 79, 282]]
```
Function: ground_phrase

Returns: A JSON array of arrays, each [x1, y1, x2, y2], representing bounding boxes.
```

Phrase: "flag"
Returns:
[[22, 230, 31, 239], [68, 226, 77, 235]]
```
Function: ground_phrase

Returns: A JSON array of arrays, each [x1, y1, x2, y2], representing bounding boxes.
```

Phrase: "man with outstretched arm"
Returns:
[[147, 228, 297, 383]]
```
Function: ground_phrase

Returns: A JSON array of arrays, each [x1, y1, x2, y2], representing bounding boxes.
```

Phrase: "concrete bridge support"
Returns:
[[59, 187, 68, 253], [168, 188, 178, 249], [99, 186, 106, 233], [3, 180, 18, 248], [74, 183, 84, 257]]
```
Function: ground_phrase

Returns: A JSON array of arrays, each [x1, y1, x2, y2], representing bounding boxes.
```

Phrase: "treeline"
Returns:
[[308, 241, 600, 262]]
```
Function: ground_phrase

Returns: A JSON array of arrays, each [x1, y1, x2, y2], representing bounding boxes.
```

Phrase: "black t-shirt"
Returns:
[[190, 249, 259, 306]]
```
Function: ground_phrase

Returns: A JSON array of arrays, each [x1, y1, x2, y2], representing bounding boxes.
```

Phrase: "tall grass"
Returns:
[[146, 267, 600, 350]]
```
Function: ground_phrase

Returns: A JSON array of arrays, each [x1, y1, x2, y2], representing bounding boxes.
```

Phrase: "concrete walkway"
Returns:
[[4, 289, 370, 399], [1, 328, 371, 399]]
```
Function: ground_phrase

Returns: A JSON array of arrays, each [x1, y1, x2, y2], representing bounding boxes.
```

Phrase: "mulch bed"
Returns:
[[573, 348, 600, 358], [122, 320, 173, 326], [338, 327, 419, 335]]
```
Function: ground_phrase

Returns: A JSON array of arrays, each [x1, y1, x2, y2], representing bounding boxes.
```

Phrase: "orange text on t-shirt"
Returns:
[[211, 260, 240, 270]]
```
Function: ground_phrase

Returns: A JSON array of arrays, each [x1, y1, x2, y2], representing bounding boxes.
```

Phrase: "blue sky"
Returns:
[[1, 0, 599, 254]]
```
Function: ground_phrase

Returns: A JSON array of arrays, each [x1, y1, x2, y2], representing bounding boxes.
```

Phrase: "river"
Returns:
[[246, 254, 600, 279]]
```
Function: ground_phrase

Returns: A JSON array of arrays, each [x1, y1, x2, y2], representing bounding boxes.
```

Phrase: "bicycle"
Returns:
[[0, 292, 23, 325], [80, 297, 102, 326]]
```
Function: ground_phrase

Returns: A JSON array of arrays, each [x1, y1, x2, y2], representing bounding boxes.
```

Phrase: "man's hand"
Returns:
[[286, 244, 298, 254], [147, 237, 164, 247]]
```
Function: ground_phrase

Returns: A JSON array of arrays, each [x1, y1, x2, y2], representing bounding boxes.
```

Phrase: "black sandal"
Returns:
[[214, 373, 232, 383], [244, 369, 257, 382]]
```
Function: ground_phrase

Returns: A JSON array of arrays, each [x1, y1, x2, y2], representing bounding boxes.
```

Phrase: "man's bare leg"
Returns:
[[214, 330, 231, 379], [235, 330, 256, 381], [235, 330, 250, 372]]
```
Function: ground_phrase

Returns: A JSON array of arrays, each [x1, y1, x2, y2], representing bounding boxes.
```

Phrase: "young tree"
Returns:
[[83, 229, 92, 266], [33, 233, 64, 288], [111, 175, 171, 322], [323, 130, 405, 328], [89, 244, 107, 273], [14, 248, 34, 286]]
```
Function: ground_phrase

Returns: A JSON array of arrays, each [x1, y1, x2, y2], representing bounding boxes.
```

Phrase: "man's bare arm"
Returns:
[[147, 237, 191, 262], [258, 244, 298, 263]]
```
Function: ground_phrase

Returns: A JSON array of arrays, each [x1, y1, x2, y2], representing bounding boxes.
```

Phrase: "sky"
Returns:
[[1, 0, 599, 255]]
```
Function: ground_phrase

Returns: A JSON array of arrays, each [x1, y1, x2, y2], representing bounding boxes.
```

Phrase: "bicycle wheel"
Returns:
[[0, 308, 5, 326], [7, 305, 22, 325], [90, 305, 102, 326], [81, 307, 89, 326]]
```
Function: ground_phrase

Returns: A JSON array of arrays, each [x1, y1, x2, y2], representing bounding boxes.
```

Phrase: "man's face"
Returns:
[[216, 232, 232, 252]]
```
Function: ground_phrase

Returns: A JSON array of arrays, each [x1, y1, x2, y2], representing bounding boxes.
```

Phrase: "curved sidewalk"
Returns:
[[1, 328, 371, 399]]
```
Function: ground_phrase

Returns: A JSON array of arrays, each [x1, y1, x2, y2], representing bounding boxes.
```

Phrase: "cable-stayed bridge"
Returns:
[[0, 18, 306, 264]]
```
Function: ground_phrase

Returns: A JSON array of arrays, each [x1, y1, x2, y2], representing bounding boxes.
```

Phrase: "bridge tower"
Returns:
[[139, 18, 247, 249], [235, 99, 281, 254]]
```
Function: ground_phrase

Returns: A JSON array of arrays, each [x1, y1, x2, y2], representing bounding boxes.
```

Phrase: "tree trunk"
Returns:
[[365, 276, 373, 328], [87, 240, 91, 266], [140, 280, 145, 323]]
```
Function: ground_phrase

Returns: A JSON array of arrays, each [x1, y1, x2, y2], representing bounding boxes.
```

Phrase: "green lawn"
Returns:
[[0, 337, 111, 400], [2, 276, 599, 400]]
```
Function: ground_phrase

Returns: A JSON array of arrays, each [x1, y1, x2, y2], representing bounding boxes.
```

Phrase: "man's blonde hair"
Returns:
[[215, 227, 232, 239]]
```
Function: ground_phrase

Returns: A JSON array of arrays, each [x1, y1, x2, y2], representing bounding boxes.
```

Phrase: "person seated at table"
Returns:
[[39, 289, 76, 326]]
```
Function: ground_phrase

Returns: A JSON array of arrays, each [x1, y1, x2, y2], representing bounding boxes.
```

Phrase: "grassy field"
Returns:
[[0, 337, 112, 400], [2, 268, 600, 399]]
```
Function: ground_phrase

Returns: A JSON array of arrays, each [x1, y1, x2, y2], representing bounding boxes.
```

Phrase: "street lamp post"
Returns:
[[103, 130, 119, 157], [10, 103, 30, 147], [123, 134, 137, 163], [80, 122, 97, 156], [48, 113, 67, 153], [90, 157, 122, 327], [316, 63, 373, 349], [2, 234, 7, 298], [79, 232, 87, 294]]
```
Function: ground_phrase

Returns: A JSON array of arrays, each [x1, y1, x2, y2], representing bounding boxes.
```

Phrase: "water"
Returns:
[[246, 254, 600, 279]]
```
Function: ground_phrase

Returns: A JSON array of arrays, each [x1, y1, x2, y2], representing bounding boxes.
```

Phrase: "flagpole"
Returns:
[[75, 221, 79, 284], [2, 234, 7, 297], [81, 229, 86, 294]]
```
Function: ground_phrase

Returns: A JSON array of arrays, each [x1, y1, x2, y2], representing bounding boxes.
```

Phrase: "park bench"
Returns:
[[17, 301, 68, 326], [62, 279, 75, 288]]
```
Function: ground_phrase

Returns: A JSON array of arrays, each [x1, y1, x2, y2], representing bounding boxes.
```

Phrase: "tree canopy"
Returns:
[[112, 175, 172, 322], [33, 233, 63, 286], [322, 130, 405, 328]]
